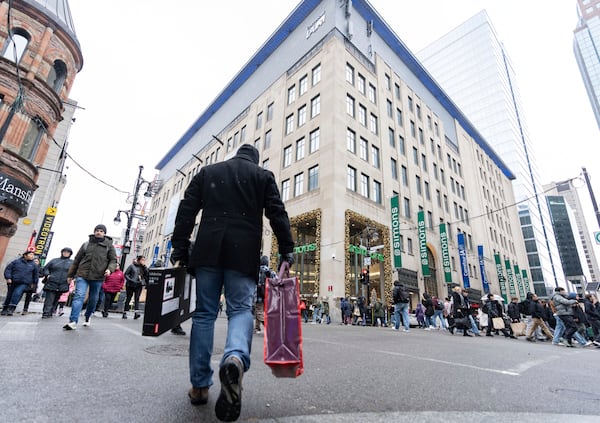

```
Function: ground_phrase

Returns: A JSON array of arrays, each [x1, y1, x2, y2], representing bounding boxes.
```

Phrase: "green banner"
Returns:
[[390, 195, 402, 268], [494, 254, 508, 303], [439, 223, 452, 283], [514, 264, 525, 300], [521, 269, 530, 294], [418, 210, 429, 276], [504, 259, 517, 298]]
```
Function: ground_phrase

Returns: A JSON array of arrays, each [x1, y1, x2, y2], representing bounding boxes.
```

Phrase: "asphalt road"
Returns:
[[1, 302, 599, 423]]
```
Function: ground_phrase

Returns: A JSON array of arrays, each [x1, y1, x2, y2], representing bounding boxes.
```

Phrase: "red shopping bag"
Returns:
[[263, 261, 304, 378]]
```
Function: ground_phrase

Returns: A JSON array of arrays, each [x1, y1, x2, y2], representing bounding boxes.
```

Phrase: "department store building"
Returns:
[[141, 0, 531, 317]]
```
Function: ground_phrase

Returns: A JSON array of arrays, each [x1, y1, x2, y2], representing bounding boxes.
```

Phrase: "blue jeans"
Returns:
[[69, 277, 103, 323], [468, 315, 480, 335], [394, 303, 410, 330], [190, 266, 254, 389], [553, 315, 565, 344], [431, 309, 447, 329], [8, 282, 28, 306]]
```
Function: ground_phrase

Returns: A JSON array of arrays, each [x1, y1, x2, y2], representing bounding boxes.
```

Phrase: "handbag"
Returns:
[[492, 317, 505, 330], [263, 262, 304, 378], [510, 321, 526, 336]]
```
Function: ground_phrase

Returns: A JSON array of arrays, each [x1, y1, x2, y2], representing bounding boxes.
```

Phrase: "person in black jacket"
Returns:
[[507, 297, 521, 322], [170, 144, 294, 421], [525, 294, 553, 342], [1, 251, 39, 316], [122, 255, 149, 320], [483, 294, 515, 338], [40, 248, 74, 318], [584, 294, 600, 346]]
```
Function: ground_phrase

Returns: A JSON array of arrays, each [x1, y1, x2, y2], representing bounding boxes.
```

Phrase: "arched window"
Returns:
[[20, 117, 47, 161], [46, 60, 67, 93], [2, 28, 30, 64]]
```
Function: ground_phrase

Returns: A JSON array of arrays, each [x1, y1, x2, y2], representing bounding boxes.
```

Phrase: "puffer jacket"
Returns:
[[4, 257, 38, 285], [102, 269, 125, 294], [552, 293, 577, 316], [42, 256, 73, 292], [68, 235, 117, 280]]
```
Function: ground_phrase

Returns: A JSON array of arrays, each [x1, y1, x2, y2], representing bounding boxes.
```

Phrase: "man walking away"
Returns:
[[170, 144, 294, 422]]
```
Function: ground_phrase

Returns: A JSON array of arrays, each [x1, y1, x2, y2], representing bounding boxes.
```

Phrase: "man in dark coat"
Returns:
[[41, 247, 73, 318], [1, 251, 39, 316], [171, 144, 294, 421], [63, 224, 117, 330]]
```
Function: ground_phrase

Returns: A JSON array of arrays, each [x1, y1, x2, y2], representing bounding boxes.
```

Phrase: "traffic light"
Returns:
[[359, 271, 365, 284], [361, 268, 369, 284]]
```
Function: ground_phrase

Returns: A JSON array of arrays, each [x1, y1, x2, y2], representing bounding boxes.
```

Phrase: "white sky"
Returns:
[[46, 0, 600, 265]]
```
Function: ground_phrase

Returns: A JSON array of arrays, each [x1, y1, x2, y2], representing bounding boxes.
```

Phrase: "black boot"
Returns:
[[122, 312, 127, 319], [0, 306, 8, 316], [6, 305, 16, 316]]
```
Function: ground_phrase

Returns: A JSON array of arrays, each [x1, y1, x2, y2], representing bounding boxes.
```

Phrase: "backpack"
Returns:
[[393, 286, 409, 303], [434, 297, 444, 311], [548, 299, 557, 314]]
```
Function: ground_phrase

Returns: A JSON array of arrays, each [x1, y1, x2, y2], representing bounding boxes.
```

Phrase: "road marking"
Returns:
[[111, 323, 147, 337], [374, 348, 521, 375], [0, 322, 37, 341]]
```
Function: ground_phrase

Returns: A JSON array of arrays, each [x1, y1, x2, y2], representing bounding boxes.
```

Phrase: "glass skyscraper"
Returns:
[[574, 0, 600, 130], [418, 10, 565, 295]]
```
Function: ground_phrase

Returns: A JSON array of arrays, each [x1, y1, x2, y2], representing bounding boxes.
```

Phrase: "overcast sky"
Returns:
[[45, 0, 600, 264]]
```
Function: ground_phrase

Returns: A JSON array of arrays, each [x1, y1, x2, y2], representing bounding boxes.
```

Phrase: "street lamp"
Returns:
[[113, 165, 153, 269]]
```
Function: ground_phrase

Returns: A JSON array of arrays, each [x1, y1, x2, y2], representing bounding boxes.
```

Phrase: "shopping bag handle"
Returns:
[[278, 261, 290, 279]]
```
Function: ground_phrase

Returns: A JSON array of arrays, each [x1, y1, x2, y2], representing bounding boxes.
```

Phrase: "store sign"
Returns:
[[504, 259, 517, 298], [0, 172, 35, 216], [306, 11, 325, 39], [457, 233, 469, 288], [390, 195, 402, 268], [494, 254, 508, 303], [439, 223, 451, 282], [294, 243, 317, 254], [418, 210, 429, 276], [34, 207, 57, 257]]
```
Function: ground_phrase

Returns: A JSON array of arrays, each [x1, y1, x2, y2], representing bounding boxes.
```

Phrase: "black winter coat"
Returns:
[[172, 145, 294, 278], [124, 263, 149, 287], [4, 257, 38, 285], [42, 256, 73, 292]]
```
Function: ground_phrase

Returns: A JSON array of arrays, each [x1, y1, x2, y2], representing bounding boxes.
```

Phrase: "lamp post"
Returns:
[[113, 165, 153, 269]]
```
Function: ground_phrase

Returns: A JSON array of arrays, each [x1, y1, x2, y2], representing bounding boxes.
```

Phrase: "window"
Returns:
[[256, 112, 263, 129], [308, 165, 319, 191], [424, 181, 430, 200], [433, 163, 438, 179], [2, 28, 30, 64], [287, 85, 296, 104], [412, 147, 418, 165], [360, 138, 369, 161], [283, 145, 292, 167], [418, 128, 424, 144], [407, 238, 413, 255], [373, 180, 382, 204], [358, 104, 367, 126], [386, 99, 393, 118], [399, 135, 405, 155], [346, 95, 355, 117], [403, 197, 411, 218], [396, 108, 403, 126], [299, 75, 308, 95], [240, 125, 246, 142], [388, 127, 395, 147], [285, 114, 294, 135], [434, 122, 439, 136], [345, 63, 355, 84], [47, 60, 67, 93], [296, 137, 305, 161], [357, 74, 366, 94], [360, 173, 369, 198], [312, 64, 321, 85], [254, 138, 261, 150], [410, 121, 416, 137], [401, 165, 408, 186], [421, 154, 427, 171], [416, 104, 422, 120], [384, 74, 391, 90], [297, 105, 307, 127], [20, 117, 46, 160], [310, 95, 320, 118], [371, 146, 380, 169], [262, 158, 269, 170], [294, 173, 304, 197], [391, 158, 398, 180], [281, 179, 290, 201], [233, 131, 239, 148], [394, 83, 401, 99], [347, 128, 356, 153], [440, 168, 445, 185], [267, 102, 274, 121], [427, 211, 433, 229], [368, 84, 376, 103], [309, 128, 320, 153], [369, 114, 378, 134], [415, 175, 422, 195], [408, 96, 414, 112], [436, 189, 441, 207], [264, 130, 272, 149], [347, 166, 357, 191]]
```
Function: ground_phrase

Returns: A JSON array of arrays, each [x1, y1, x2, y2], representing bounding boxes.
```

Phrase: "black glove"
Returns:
[[170, 248, 189, 267], [279, 252, 295, 269]]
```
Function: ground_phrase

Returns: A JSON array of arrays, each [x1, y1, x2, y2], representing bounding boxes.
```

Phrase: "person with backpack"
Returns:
[[552, 287, 590, 347], [430, 295, 447, 330], [392, 280, 410, 332]]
